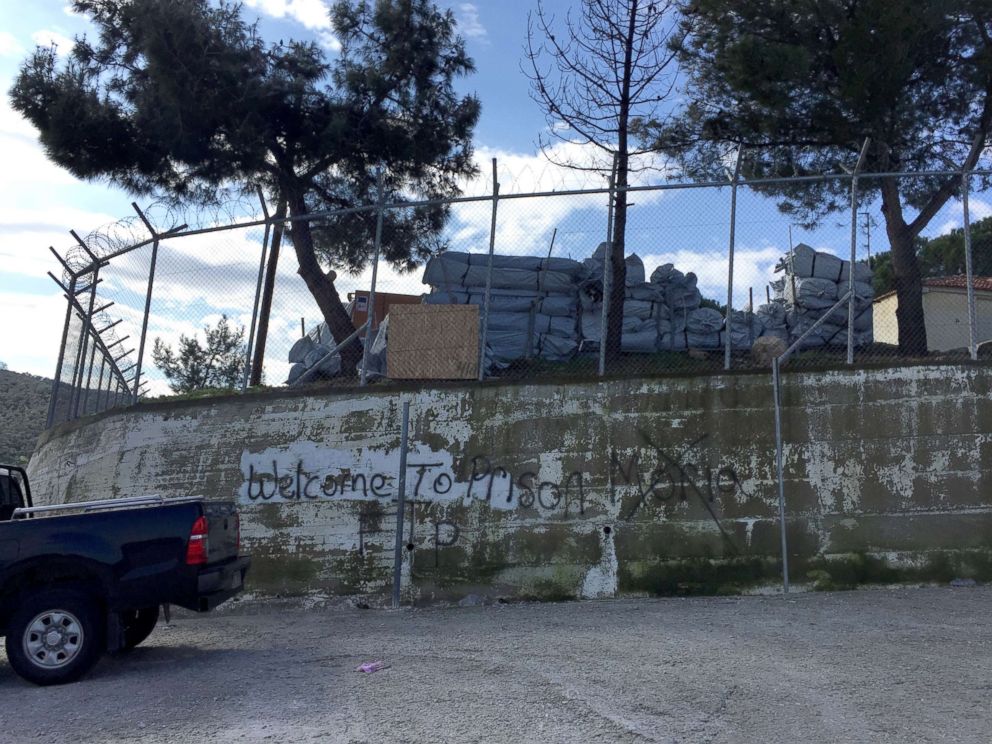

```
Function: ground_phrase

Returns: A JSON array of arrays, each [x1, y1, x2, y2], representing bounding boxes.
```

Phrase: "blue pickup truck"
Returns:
[[0, 464, 250, 686]]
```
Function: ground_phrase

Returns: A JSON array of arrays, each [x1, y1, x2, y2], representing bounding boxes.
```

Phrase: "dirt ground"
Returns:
[[0, 585, 989, 743]]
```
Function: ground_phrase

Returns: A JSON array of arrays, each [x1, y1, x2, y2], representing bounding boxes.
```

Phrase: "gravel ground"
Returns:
[[0, 585, 989, 743]]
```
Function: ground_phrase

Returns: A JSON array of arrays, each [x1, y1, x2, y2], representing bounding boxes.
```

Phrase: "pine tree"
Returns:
[[11, 0, 480, 374]]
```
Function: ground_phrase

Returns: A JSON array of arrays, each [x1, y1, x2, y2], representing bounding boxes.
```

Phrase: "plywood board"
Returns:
[[387, 304, 479, 379]]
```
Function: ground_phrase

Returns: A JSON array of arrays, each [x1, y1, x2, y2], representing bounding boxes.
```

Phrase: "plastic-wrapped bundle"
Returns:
[[800, 303, 873, 332], [656, 311, 687, 338], [485, 329, 536, 364], [755, 302, 789, 344], [423, 251, 585, 369], [721, 310, 764, 351], [579, 279, 668, 352], [622, 329, 659, 353], [649, 263, 702, 311], [424, 251, 586, 276], [486, 311, 576, 337], [625, 254, 645, 285], [777, 242, 872, 283], [581, 243, 646, 288], [285, 303, 354, 383], [687, 332, 721, 349], [787, 311, 843, 349], [423, 252, 586, 293], [536, 333, 579, 360], [685, 307, 724, 334], [785, 277, 838, 310], [667, 285, 703, 311], [357, 316, 389, 380], [424, 288, 580, 318]]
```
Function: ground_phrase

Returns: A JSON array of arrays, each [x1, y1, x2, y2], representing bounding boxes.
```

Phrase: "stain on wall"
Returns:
[[27, 364, 992, 603]]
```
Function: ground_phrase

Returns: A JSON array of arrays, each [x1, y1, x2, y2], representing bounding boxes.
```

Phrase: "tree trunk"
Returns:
[[604, 0, 639, 366], [287, 192, 363, 375], [249, 200, 286, 386], [607, 183, 629, 364], [880, 178, 928, 356], [887, 226, 928, 356]]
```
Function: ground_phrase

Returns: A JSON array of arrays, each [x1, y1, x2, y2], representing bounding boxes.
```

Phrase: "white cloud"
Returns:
[[641, 245, 783, 308], [0, 31, 24, 58], [929, 197, 992, 238], [456, 3, 487, 40], [242, 0, 340, 51], [0, 290, 69, 376], [31, 29, 75, 53], [444, 141, 674, 261]]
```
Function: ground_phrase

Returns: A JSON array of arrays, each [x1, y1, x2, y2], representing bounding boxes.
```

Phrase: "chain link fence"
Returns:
[[43, 167, 992, 427]]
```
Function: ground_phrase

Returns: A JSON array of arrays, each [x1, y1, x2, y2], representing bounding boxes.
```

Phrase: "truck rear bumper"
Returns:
[[195, 556, 251, 611]]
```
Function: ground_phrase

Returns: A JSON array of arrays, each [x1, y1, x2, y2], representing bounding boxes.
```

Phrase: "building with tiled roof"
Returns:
[[874, 276, 992, 351]]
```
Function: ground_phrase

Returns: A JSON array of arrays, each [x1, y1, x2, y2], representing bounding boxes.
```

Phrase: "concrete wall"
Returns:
[[27, 364, 992, 603]]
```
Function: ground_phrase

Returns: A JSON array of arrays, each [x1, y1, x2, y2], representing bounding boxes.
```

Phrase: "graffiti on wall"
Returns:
[[241, 428, 751, 558]]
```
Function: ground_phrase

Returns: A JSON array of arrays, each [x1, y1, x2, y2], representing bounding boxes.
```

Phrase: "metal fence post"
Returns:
[[131, 204, 163, 403], [479, 158, 500, 381], [848, 139, 870, 365], [772, 357, 790, 594], [81, 327, 99, 415], [243, 189, 272, 391], [392, 400, 411, 609], [360, 169, 386, 386], [599, 158, 618, 378], [130, 238, 159, 403], [46, 273, 78, 427], [95, 357, 106, 414], [962, 168, 979, 361], [724, 147, 744, 371], [71, 267, 100, 420]]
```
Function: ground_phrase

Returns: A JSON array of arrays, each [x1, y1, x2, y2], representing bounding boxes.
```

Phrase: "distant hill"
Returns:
[[0, 369, 51, 466]]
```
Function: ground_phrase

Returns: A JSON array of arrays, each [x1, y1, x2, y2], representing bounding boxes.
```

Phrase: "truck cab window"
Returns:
[[0, 471, 25, 520]]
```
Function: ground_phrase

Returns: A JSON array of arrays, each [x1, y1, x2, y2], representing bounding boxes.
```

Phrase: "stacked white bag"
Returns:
[[422, 251, 586, 367], [650, 263, 722, 350], [579, 245, 670, 353], [775, 243, 874, 349], [285, 314, 346, 384]]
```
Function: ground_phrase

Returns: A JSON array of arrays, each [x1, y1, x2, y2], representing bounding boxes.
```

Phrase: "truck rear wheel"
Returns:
[[119, 606, 160, 650], [5, 589, 105, 686]]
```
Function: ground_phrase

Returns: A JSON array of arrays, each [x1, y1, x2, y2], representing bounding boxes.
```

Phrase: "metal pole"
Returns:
[[962, 170, 979, 361], [95, 357, 106, 414], [132, 238, 159, 403], [725, 147, 744, 370], [848, 139, 870, 365], [242, 219, 271, 391], [772, 357, 790, 594], [46, 274, 78, 427], [599, 155, 619, 377], [360, 168, 386, 386], [71, 267, 100, 420], [392, 400, 411, 609], [748, 287, 755, 347], [479, 158, 500, 381], [81, 327, 99, 415]]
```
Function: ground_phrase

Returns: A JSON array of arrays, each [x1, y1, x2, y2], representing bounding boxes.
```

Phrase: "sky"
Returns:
[[0, 1, 983, 390]]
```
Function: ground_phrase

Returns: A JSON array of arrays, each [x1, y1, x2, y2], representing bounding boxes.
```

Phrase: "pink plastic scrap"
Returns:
[[355, 660, 389, 673]]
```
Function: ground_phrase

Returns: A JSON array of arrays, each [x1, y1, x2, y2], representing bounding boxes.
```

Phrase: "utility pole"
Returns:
[[860, 210, 875, 263]]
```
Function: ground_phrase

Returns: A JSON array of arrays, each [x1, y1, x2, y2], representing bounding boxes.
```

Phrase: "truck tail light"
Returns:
[[186, 515, 209, 565]]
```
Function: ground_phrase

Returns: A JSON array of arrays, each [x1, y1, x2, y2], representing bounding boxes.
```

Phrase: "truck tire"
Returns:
[[119, 606, 160, 650], [5, 589, 105, 686]]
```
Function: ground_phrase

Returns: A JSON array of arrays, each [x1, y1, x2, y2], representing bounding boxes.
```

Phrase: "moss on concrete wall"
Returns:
[[28, 363, 992, 603]]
